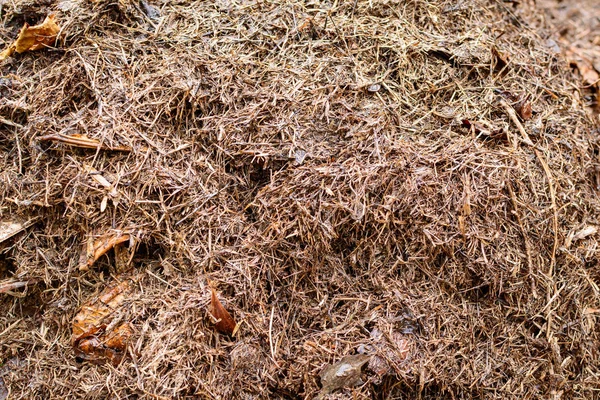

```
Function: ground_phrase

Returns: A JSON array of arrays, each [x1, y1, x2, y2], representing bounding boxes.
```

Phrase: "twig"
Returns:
[[38, 133, 131, 152]]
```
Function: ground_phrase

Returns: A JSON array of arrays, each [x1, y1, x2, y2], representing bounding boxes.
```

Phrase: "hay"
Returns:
[[1, 0, 600, 398]]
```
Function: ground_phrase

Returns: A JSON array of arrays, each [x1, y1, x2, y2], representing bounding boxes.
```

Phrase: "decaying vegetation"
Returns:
[[1, 0, 600, 398]]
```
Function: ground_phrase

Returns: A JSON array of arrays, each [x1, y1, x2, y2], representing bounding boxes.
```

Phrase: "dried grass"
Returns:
[[1, 0, 600, 398]]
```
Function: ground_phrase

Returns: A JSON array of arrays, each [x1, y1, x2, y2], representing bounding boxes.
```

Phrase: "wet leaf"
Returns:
[[72, 278, 134, 365], [0, 14, 60, 61], [209, 288, 237, 335], [319, 354, 371, 395]]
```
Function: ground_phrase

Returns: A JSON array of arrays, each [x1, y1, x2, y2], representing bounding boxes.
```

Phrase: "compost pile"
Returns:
[[1, 0, 600, 398]]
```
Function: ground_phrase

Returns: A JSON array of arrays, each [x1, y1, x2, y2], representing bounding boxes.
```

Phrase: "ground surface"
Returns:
[[1, 0, 600, 399]]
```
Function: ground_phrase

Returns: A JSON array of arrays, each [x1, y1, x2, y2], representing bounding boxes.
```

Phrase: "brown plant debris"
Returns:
[[0, 218, 38, 244], [565, 225, 598, 248], [566, 48, 600, 87], [209, 287, 237, 336], [2, 0, 600, 398], [0, 14, 60, 61], [71, 278, 134, 366], [79, 230, 132, 271], [319, 354, 371, 396], [38, 133, 132, 152], [461, 119, 507, 141], [0, 279, 39, 295]]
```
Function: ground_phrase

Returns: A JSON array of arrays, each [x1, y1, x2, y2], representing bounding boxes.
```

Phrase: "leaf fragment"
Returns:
[[0, 218, 38, 244], [515, 99, 532, 121], [0, 14, 60, 61], [79, 230, 132, 271], [72, 278, 134, 365], [83, 164, 119, 198], [567, 48, 600, 86], [461, 119, 507, 141], [492, 46, 509, 74], [319, 354, 371, 395], [209, 287, 237, 335]]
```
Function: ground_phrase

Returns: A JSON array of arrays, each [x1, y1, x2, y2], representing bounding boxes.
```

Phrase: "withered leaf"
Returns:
[[72, 278, 134, 366], [0, 279, 39, 295], [567, 48, 600, 86], [492, 46, 509, 74], [0, 218, 38, 244], [209, 288, 237, 335], [79, 231, 131, 271], [515, 96, 533, 121], [495, 90, 533, 121], [365, 328, 411, 378], [0, 14, 60, 61], [319, 354, 371, 395]]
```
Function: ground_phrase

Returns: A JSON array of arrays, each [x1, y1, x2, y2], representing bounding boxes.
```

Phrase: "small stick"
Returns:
[[499, 99, 534, 146], [0, 279, 38, 294], [38, 133, 131, 152]]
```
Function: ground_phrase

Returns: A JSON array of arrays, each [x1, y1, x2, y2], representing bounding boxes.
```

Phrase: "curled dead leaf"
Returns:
[[0, 14, 60, 61], [79, 230, 132, 271], [565, 225, 597, 248], [492, 46, 509, 74], [0, 218, 39, 244], [515, 96, 533, 121], [517, 101, 532, 121], [209, 287, 237, 335]]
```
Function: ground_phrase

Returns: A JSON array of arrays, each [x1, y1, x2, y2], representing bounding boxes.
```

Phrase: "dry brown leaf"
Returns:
[[0, 279, 39, 295], [79, 231, 131, 271], [209, 287, 237, 335], [496, 90, 533, 121], [83, 164, 119, 198], [461, 119, 507, 141], [567, 48, 600, 86], [0, 218, 38, 244], [515, 97, 533, 121], [72, 278, 134, 365], [0, 14, 60, 61], [492, 46, 509, 74]]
